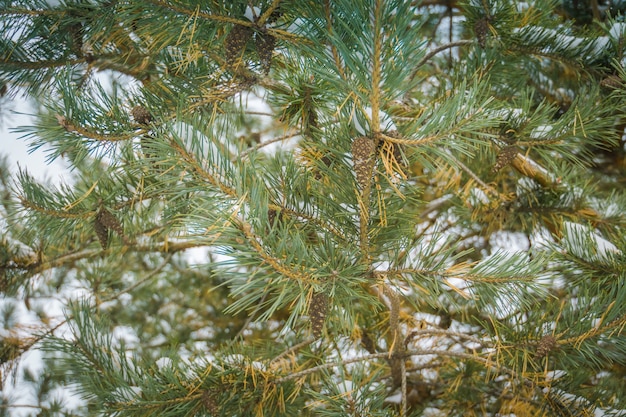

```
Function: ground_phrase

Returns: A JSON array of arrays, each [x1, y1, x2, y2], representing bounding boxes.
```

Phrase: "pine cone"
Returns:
[[95, 208, 128, 248], [94, 215, 109, 249], [309, 291, 329, 339], [202, 389, 219, 415], [267, 208, 283, 229], [351, 136, 376, 189], [600, 74, 622, 90], [131, 105, 153, 125], [492, 145, 518, 173], [360, 330, 377, 354], [255, 32, 276, 74], [474, 17, 490, 48], [535, 335, 557, 359], [97, 208, 124, 238], [225, 24, 253, 66]]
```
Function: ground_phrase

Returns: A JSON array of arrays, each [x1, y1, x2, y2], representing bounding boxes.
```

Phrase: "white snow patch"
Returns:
[[562, 221, 620, 263], [244, 6, 261, 22], [112, 385, 142, 401], [530, 124, 553, 139], [155, 357, 174, 370]]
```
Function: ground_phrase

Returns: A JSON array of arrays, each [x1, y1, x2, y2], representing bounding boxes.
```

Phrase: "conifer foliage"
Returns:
[[1, 0, 626, 415]]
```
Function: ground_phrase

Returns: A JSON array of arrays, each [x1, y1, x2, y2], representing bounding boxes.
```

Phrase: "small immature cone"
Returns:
[[97, 208, 124, 238], [225, 24, 254, 66], [360, 329, 377, 354], [202, 389, 219, 415], [492, 145, 518, 173], [535, 335, 557, 359], [474, 17, 490, 48], [94, 216, 109, 249], [95, 208, 128, 248], [255, 32, 276, 74], [351, 136, 376, 189], [131, 105, 153, 125], [600, 74, 623, 90], [309, 291, 329, 339]]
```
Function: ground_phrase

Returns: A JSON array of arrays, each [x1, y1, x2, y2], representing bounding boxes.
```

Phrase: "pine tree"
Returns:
[[1, 0, 626, 416]]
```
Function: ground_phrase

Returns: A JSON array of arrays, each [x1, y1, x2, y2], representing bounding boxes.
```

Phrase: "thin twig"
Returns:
[[401, 359, 407, 416], [274, 348, 519, 384], [232, 292, 269, 340], [269, 338, 316, 366], [403, 328, 490, 349], [20, 255, 173, 353], [412, 40, 474, 78], [445, 149, 502, 199], [234, 129, 301, 161]]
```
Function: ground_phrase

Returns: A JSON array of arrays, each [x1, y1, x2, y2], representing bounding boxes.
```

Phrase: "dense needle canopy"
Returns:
[[1, 0, 626, 416]]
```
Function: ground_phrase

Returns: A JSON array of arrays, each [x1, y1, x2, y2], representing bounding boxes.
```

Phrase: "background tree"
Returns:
[[1, 0, 626, 416]]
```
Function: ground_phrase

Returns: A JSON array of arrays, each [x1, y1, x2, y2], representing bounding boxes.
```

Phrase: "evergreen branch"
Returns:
[[356, 182, 372, 263], [256, 0, 281, 27], [231, 291, 269, 340], [444, 150, 503, 199], [510, 45, 587, 72], [559, 305, 626, 348], [100, 253, 173, 304], [370, 0, 383, 134], [146, 0, 248, 26], [381, 132, 441, 146], [0, 58, 84, 70], [55, 114, 138, 142], [26, 241, 206, 277], [0, 7, 57, 16], [511, 153, 560, 188], [269, 338, 316, 367], [403, 329, 490, 349], [146, 0, 303, 43], [88, 54, 155, 81], [18, 196, 89, 219], [272, 204, 346, 242], [14, 254, 174, 366], [188, 77, 260, 111], [0, 404, 43, 410], [239, 221, 314, 282], [4, 1, 626, 413], [173, 130, 348, 250], [400, 358, 407, 416], [169, 139, 237, 198], [324, 0, 346, 80]]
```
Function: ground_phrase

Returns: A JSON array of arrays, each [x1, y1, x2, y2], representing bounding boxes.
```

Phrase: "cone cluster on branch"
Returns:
[[225, 23, 276, 73]]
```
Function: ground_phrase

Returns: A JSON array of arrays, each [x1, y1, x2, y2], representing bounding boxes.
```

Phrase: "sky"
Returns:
[[0, 97, 74, 416], [2, 96, 68, 184]]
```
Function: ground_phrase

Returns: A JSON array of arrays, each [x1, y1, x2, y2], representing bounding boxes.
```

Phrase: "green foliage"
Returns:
[[1, 0, 626, 416]]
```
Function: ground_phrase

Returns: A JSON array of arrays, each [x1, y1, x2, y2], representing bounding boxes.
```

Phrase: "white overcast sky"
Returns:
[[2, 97, 69, 184]]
